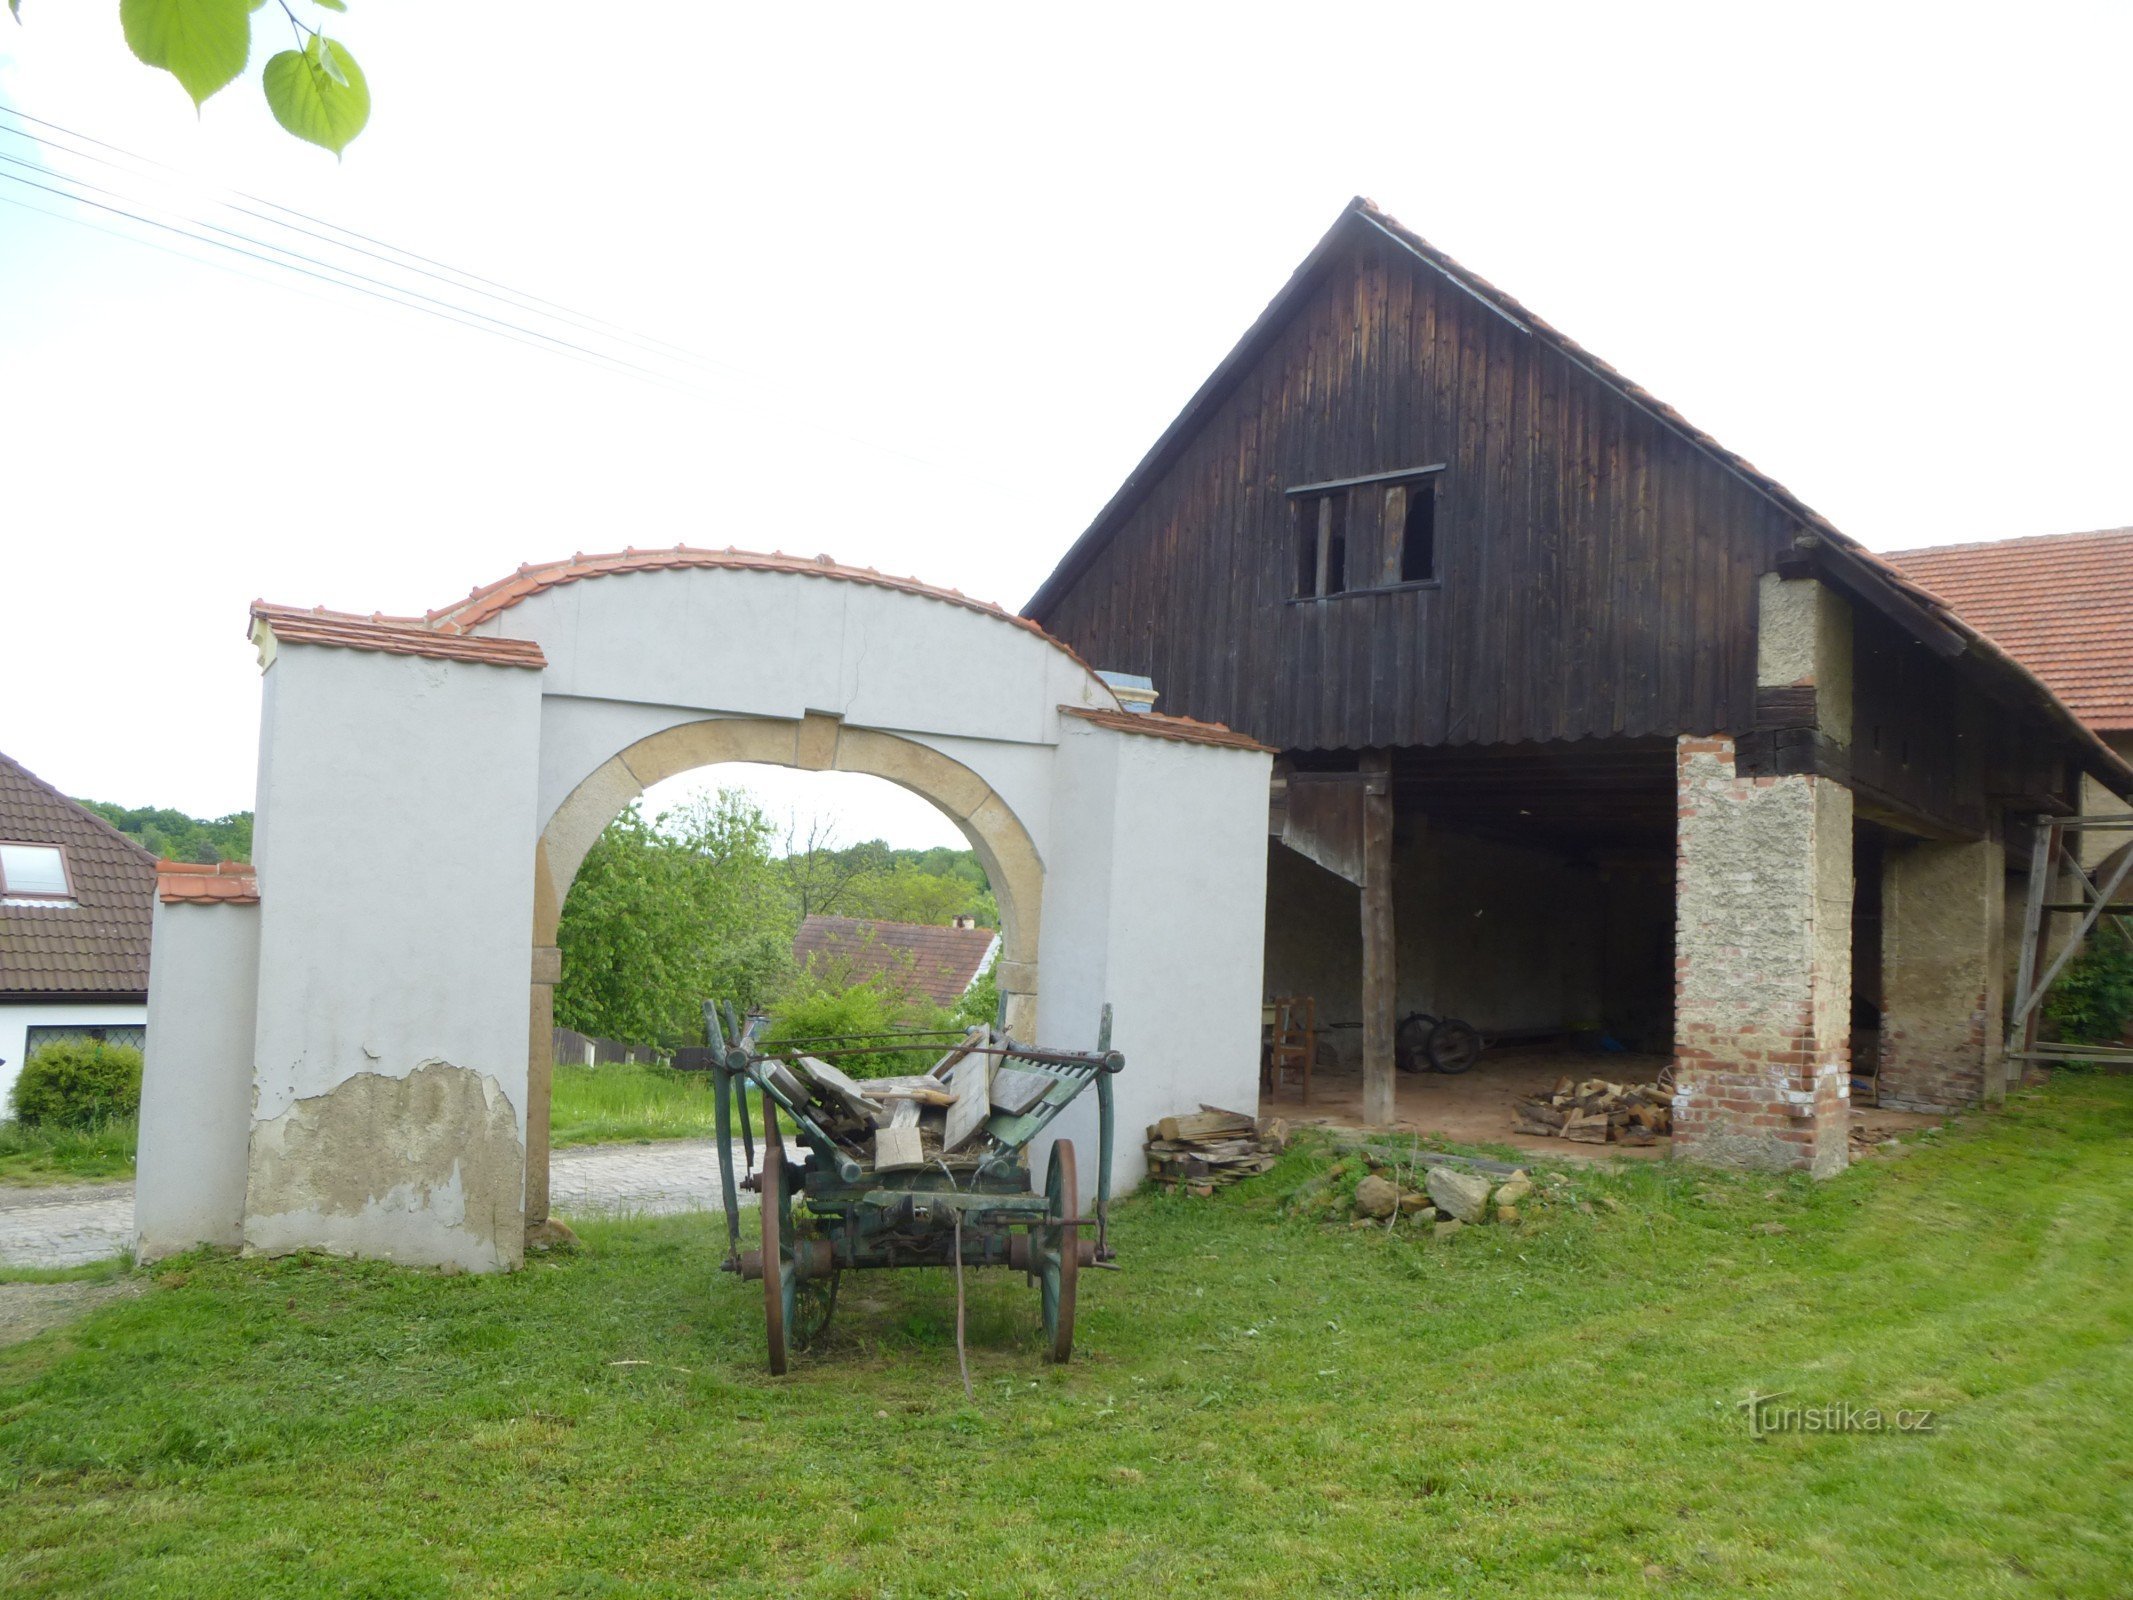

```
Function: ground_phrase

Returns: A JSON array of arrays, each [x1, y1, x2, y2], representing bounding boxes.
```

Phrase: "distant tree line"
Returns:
[[76, 800, 253, 865]]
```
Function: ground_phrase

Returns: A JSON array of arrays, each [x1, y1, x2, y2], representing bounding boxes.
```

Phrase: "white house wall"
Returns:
[[0, 1001, 148, 1115]]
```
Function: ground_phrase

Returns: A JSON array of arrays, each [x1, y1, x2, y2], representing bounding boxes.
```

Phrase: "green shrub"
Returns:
[[10, 1038, 144, 1128], [764, 975, 956, 1078], [2044, 932, 2133, 1050]]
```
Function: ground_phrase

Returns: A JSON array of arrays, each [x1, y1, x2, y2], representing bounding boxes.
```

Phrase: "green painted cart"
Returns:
[[696, 1003, 1123, 1375]]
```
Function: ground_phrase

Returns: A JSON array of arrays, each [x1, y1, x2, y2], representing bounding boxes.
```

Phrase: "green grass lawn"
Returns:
[[549, 1061, 723, 1148], [3, 1077, 2131, 1597], [0, 1116, 137, 1187]]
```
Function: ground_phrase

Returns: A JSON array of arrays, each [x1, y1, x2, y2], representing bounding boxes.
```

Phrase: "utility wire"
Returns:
[[0, 108, 747, 382], [0, 105, 1030, 498]]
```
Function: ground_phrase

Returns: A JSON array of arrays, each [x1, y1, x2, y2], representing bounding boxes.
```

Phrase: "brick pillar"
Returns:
[[1673, 736, 1852, 1177], [1879, 836, 2005, 1111]]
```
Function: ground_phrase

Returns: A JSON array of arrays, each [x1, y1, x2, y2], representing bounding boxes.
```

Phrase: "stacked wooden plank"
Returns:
[[765, 1027, 1027, 1173], [1511, 1068, 1675, 1145], [1144, 1106, 1285, 1196]]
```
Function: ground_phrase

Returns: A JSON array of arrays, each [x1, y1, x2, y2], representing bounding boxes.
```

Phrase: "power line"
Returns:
[[0, 108, 748, 382]]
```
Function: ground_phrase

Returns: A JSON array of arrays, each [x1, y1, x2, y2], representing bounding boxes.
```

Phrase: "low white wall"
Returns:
[[135, 901, 259, 1260], [1036, 721, 1271, 1199], [0, 1000, 148, 1117]]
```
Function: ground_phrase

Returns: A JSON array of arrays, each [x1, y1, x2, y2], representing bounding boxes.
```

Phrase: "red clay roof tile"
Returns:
[[156, 859, 261, 906], [1058, 705, 1273, 752], [791, 916, 999, 1008], [0, 752, 156, 998], [1886, 528, 2133, 735]]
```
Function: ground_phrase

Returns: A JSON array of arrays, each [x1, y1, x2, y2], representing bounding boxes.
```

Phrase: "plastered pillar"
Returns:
[[1880, 836, 2005, 1110], [1672, 737, 1852, 1176]]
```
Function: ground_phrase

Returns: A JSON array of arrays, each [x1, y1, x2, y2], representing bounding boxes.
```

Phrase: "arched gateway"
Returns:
[[134, 550, 1272, 1271]]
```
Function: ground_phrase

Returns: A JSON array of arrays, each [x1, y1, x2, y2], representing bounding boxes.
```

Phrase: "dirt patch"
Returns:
[[0, 1279, 144, 1349], [1266, 1044, 1943, 1163]]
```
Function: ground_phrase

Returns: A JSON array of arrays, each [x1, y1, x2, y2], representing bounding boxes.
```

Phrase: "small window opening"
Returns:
[[1399, 478, 1436, 582]]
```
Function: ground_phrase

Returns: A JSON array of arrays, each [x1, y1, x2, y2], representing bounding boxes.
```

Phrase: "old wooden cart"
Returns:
[[694, 1004, 1123, 1374]]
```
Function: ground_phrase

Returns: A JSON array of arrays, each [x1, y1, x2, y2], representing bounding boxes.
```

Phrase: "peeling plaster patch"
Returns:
[[245, 1059, 524, 1272]]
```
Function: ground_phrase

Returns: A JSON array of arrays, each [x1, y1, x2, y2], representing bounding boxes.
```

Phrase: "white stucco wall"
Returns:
[[135, 900, 259, 1260], [1035, 720, 1271, 1199], [246, 642, 545, 1271], [0, 1000, 148, 1117]]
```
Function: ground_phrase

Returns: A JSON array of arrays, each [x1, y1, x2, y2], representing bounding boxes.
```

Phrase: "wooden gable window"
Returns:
[[1288, 464, 1444, 600]]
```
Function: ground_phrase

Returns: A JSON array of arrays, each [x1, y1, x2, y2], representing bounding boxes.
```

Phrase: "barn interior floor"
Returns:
[[1261, 1044, 1943, 1165]]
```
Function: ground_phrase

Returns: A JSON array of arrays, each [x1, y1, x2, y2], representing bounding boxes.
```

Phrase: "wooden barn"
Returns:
[[1024, 198, 2133, 1174]]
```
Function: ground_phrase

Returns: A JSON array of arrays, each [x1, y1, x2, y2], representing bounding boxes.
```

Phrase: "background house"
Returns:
[[792, 914, 1000, 1009], [0, 751, 157, 1109], [1024, 198, 2133, 1170]]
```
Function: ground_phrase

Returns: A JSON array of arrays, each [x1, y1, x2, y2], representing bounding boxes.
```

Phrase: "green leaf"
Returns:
[[262, 34, 369, 156], [119, 0, 253, 108], [312, 0, 347, 10]]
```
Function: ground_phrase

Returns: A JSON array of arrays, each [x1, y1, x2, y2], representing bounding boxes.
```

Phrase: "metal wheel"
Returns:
[[1427, 1018, 1483, 1074], [1038, 1140, 1079, 1364], [760, 1114, 794, 1375], [1395, 1011, 1436, 1074]]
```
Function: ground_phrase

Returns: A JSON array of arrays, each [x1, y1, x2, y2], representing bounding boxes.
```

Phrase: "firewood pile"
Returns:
[[1512, 1067, 1675, 1146], [1145, 1106, 1285, 1195]]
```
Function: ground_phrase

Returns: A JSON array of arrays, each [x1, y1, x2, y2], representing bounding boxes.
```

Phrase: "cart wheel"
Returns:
[[1395, 1012, 1436, 1074], [1038, 1140, 1079, 1364], [1427, 1019, 1483, 1074], [760, 1117, 794, 1375]]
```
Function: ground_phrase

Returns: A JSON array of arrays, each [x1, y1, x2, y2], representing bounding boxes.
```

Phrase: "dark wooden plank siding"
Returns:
[[1037, 231, 1799, 752]]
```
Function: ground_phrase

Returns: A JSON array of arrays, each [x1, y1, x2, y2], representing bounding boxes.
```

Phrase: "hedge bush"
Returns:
[[10, 1038, 144, 1128]]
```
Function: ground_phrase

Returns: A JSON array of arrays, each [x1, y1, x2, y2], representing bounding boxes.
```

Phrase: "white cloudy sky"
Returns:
[[2, 2, 2128, 851]]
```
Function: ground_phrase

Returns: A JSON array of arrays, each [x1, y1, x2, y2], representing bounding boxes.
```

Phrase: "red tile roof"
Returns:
[[1059, 705, 1274, 752], [157, 860, 262, 906], [1885, 528, 2133, 734], [0, 752, 157, 999], [791, 916, 999, 1008], [252, 547, 1108, 686], [251, 604, 548, 669]]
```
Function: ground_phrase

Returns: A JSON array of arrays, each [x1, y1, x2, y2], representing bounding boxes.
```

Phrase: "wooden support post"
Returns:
[[1359, 751, 1396, 1127]]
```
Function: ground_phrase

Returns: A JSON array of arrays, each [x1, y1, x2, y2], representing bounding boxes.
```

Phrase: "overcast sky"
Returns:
[[2, 2, 2127, 851]]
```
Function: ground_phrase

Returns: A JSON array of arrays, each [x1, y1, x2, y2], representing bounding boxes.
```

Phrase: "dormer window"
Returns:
[[0, 842, 73, 903]]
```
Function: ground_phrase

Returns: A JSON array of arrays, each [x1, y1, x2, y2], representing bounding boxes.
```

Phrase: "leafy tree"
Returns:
[[555, 793, 795, 1052], [11, 0, 371, 156], [76, 799, 252, 864], [778, 818, 998, 928]]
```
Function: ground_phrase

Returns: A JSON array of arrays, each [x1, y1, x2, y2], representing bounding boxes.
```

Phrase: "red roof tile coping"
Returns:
[[156, 859, 260, 906], [1885, 527, 2133, 734], [251, 604, 549, 670], [1059, 704, 1273, 752], [252, 548, 1110, 689]]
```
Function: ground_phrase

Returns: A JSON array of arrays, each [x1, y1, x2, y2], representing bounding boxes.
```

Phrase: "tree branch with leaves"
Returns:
[[11, 0, 371, 156]]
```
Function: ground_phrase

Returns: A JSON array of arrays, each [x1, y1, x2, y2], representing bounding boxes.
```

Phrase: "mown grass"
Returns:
[[0, 1117, 137, 1187], [2, 1077, 2130, 1597], [549, 1061, 722, 1148]]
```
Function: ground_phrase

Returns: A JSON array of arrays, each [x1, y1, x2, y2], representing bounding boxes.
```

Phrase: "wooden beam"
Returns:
[[1359, 751, 1397, 1127]]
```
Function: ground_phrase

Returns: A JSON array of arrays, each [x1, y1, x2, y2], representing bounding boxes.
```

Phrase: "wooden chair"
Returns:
[[1263, 994, 1316, 1104]]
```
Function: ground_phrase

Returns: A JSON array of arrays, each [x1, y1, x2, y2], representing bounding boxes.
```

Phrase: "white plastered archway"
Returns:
[[525, 710, 1048, 1223]]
